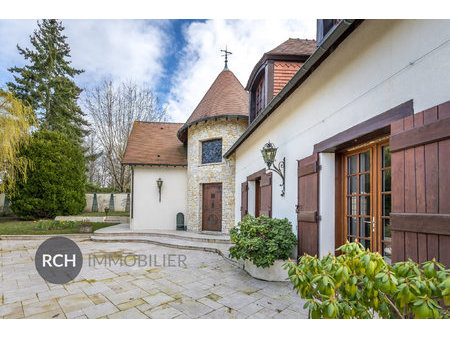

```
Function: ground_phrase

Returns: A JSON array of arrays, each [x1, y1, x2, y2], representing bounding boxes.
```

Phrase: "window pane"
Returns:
[[360, 173, 370, 193], [347, 197, 357, 215], [382, 169, 391, 192], [359, 151, 370, 172], [359, 196, 370, 215], [383, 242, 392, 265], [202, 139, 222, 164], [383, 218, 391, 240], [360, 238, 370, 250], [382, 194, 391, 216], [382, 146, 391, 168], [347, 217, 357, 236], [360, 217, 371, 238], [348, 176, 357, 194], [347, 155, 357, 174]]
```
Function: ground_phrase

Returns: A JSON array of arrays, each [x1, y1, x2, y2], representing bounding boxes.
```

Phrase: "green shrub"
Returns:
[[229, 215, 297, 268], [9, 130, 86, 218], [285, 241, 450, 319]]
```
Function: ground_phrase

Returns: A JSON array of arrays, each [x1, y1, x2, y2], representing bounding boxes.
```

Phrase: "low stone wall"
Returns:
[[0, 193, 130, 214], [84, 193, 129, 213]]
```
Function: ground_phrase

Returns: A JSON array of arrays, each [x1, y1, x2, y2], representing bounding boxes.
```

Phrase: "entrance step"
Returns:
[[90, 224, 242, 268]]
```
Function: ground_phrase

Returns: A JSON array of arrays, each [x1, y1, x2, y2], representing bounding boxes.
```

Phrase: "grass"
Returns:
[[0, 217, 118, 235], [74, 211, 130, 217]]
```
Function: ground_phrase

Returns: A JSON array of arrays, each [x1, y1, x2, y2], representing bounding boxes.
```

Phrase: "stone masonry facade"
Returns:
[[187, 117, 248, 233]]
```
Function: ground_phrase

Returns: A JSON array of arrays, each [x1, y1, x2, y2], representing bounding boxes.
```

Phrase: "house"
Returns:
[[123, 19, 450, 267], [122, 38, 315, 233], [225, 19, 450, 266]]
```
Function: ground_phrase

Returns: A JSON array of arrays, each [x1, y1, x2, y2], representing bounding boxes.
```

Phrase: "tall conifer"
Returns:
[[8, 19, 88, 145]]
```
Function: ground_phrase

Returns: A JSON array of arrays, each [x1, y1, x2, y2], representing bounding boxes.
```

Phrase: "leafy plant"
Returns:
[[35, 220, 78, 230], [229, 215, 297, 268], [285, 241, 449, 318]]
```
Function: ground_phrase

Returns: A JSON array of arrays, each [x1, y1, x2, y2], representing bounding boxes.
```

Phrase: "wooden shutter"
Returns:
[[241, 181, 248, 220], [260, 172, 272, 217], [297, 153, 320, 257], [390, 101, 450, 267]]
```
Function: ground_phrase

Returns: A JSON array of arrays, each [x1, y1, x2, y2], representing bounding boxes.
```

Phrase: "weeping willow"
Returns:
[[0, 90, 36, 194]]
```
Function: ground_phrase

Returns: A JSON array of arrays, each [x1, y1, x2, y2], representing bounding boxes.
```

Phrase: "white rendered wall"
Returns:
[[234, 20, 450, 255], [131, 166, 187, 231]]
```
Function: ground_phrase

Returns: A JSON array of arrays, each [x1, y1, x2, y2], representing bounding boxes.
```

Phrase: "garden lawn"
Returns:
[[0, 217, 118, 235]]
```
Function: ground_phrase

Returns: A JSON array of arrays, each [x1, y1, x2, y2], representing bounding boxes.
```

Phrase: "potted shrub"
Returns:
[[229, 215, 296, 281]]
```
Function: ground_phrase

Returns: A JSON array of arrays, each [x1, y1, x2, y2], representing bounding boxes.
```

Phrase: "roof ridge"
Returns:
[[135, 121, 184, 125]]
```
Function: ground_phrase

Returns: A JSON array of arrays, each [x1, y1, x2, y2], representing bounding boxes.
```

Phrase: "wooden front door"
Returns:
[[202, 183, 222, 231]]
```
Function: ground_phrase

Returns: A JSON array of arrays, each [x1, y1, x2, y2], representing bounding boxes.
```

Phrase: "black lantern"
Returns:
[[157, 178, 163, 202], [261, 141, 285, 197]]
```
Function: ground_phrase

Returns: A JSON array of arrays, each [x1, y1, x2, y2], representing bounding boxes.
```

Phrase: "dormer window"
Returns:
[[255, 75, 266, 117]]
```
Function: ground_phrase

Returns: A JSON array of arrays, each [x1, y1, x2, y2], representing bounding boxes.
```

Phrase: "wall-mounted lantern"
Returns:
[[261, 141, 285, 197], [157, 178, 163, 202]]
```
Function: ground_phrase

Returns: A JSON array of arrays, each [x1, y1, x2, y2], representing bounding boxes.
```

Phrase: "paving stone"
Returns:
[[117, 298, 145, 311], [25, 309, 66, 319], [217, 292, 259, 310], [255, 297, 290, 312], [201, 306, 247, 319], [238, 301, 265, 316], [83, 301, 118, 319], [273, 308, 308, 319], [23, 299, 61, 317], [57, 293, 95, 314], [169, 298, 214, 318], [108, 307, 148, 319], [0, 301, 23, 318], [197, 297, 223, 310], [145, 304, 183, 319], [142, 292, 174, 308]]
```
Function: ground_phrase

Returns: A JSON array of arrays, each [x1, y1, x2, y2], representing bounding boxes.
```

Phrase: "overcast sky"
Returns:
[[0, 19, 316, 122]]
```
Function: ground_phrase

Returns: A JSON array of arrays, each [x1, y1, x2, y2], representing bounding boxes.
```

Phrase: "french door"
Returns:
[[343, 138, 392, 262]]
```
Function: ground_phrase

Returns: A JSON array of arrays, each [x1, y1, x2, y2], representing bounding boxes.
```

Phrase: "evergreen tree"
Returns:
[[7, 19, 88, 145]]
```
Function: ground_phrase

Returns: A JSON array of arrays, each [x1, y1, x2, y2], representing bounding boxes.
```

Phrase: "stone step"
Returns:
[[90, 234, 242, 268], [93, 225, 232, 245]]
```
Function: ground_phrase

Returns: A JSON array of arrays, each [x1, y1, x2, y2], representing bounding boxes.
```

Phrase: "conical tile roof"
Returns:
[[178, 69, 249, 142]]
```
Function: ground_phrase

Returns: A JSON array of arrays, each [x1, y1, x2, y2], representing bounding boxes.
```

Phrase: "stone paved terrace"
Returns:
[[0, 238, 308, 319]]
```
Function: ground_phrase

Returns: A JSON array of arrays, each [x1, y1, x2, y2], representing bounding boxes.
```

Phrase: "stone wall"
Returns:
[[187, 117, 248, 233], [85, 193, 129, 213]]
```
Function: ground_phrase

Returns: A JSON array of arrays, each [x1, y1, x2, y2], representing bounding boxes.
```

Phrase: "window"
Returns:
[[254, 75, 265, 117], [201, 139, 222, 164], [342, 138, 392, 263]]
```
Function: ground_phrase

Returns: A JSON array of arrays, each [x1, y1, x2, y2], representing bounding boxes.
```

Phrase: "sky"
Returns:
[[0, 19, 316, 122]]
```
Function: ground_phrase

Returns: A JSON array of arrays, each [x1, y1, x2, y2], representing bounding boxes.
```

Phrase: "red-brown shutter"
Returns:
[[241, 181, 248, 220], [297, 153, 320, 257], [260, 172, 272, 217], [390, 101, 450, 267]]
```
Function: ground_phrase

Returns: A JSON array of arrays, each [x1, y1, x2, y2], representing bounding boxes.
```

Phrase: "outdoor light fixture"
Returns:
[[261, 141, 285, 197], [157, 178, 163, 202]]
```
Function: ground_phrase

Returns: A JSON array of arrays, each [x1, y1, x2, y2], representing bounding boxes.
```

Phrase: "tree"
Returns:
[[84, 80, 168, 191], [9, 129, 86, 218], [7, 19, 88, 145], [0, 90, 36, 194]]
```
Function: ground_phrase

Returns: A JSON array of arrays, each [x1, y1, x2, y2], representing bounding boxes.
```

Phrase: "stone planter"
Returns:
[[78, 224, 93, 233], [243, 259, 289, 282]]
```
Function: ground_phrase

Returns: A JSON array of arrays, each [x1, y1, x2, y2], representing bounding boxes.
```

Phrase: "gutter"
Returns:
[[224, 19, 362, 159]]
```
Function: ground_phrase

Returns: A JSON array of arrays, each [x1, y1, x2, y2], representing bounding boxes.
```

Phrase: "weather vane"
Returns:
[[220, 46, 232, 70]]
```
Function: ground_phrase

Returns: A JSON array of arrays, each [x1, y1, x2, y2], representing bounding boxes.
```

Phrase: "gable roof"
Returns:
[[122, 122, 187, 166], [177, 69, 249, 143], [245, 38, 317, 90], [225, 20, 362, 158]]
